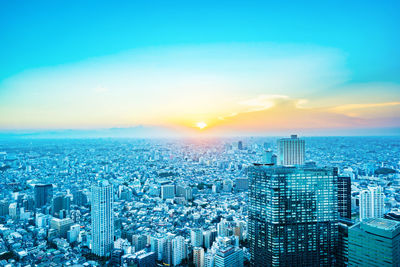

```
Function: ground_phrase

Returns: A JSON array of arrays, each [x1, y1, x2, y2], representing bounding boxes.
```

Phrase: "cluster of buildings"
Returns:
[[0, 135, 399, 266]]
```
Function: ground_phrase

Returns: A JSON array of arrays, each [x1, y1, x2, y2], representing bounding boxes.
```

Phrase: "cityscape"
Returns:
[[0, 136, 399, 266], [1, 1, 400, 266]]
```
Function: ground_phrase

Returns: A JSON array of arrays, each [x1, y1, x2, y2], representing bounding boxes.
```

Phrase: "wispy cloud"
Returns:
[[0, 43, 399, 135]]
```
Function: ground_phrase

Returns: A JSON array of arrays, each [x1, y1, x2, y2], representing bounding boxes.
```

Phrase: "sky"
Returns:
[[1, 0, 400, 136]]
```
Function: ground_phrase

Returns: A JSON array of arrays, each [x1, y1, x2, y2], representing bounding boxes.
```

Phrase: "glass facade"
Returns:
[[248, 165, 338, 266]]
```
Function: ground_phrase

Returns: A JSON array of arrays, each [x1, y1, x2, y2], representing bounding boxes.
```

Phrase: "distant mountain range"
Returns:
[[0, 126, 399, 139], [0, 126, 183, 139]]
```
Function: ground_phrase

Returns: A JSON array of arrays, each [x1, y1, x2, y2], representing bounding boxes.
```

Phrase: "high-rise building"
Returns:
[[338, 176, 352, 219], [0, 200, 9, 217], [360, 185, 384, 221], [52, 193, 71, 217], [191, 228, 203, 247], [248, 164, 338, 266], [176, 185, 193, 201], [238, 141, 243, 150], [163, 236, 173, 266], [336, 218, 354, 267], [203, 230, 213, 250], [132, 234, 148, 251], [204, 252, 214, 267], [91, 180, 114, 257], [217, 220, 228, 238], [72, 190, 88, 206], [172, 235, 185, 266], [348, 218, 400, 266], [277, 135, 305, 166], [214, 246, 243, 267], [161, 184, 175, 200], [193, 247, 205, 267], [34, 184, 53, 209]]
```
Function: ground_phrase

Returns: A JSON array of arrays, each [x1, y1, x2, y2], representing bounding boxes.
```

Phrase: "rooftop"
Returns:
[[362, 218, 400, 231]]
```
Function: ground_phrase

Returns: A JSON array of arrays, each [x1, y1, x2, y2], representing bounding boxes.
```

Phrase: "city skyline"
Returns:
[[1, 1, 400, 136]]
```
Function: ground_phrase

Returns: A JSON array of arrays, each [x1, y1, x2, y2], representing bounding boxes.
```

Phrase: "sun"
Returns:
[[196, 121, 207, 130]]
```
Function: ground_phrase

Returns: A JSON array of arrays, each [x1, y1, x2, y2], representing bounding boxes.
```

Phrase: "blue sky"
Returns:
[[0, 0, 399, 134]]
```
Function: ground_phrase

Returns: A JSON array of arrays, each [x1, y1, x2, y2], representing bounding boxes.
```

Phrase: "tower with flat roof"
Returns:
[[91, 180, 114, 257], [277, 135, 305, 166], [248, 165, 338, 266], [348, 218, 400, 266]]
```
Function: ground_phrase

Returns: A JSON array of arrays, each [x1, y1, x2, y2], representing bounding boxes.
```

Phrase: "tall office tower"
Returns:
[[360, 190, 371, 220], [277, 135, 305, 166], [91, 180, 114, 257], [338, 176, 352, 219], [176, 185, 193, 201], [161, 184, 175, 200], [203, 230, 212, 249], [248, 165, 338, 266], [23, 195, 35, 211], [0, 200, 9, 217], [163, 236, 173, 266], [214, 246, 244, 267], [191, 229, 203, 247], [132, 234, 148, 251], [238, 141, 243, 150], [52, 193, 71, 216], [348, 218, 400, 266], [193, 247, 205, 267], [172, 235, 185, 266], [336, 218, 354, 267], [360, 185, 384, 221], [157, 237, 166, 261], [73, 190, 88, 206], [34, 184, 53, 209], [217, 219, 228, 237], [204, 253, 215, 267]]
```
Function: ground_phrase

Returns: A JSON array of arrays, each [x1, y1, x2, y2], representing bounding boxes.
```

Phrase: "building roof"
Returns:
[[362, 218, 400, 232]]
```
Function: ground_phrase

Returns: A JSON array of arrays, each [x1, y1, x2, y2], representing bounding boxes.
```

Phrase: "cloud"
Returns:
[[238, 95, 288, 112], [0, 43, 399, 135], [207, 96, 400, 134]]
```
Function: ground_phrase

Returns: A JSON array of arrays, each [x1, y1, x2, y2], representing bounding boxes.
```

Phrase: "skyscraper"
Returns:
[[91, 180, 114, 257], [248, 164, 338, 266], [360, 185, 384, 221], [336, 218, 354, 267], [238, 141, 243, 150], [163, 236, 173, 266], [191, 228, 203, 247], [161, 184, 175, 200], [277, 135, 305, 166], [348, 218, 400, 266], [52, 193, 71, 217], [193, 247, 205, 267], [34, 184, 53, 209], [338, 176, 352, 219], [172, 235, 185, 266]]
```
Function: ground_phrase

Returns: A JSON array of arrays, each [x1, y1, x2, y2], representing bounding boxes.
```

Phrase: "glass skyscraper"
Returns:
[[91, 180, 114, 257], [34, 184, 53, 209], [248, 165, 338, 266]]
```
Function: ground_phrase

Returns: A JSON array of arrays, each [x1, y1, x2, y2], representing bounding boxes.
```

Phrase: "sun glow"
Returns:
[[196, 122, 207, 129]]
